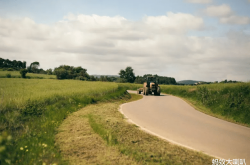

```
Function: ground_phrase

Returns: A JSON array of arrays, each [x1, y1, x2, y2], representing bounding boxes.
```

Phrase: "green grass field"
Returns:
[[0, 78, 120, 164], [0, 71, 56, 79]]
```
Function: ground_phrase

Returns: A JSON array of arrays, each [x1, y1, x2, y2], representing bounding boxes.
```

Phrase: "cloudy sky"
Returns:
[[0, 0, 250, 81]]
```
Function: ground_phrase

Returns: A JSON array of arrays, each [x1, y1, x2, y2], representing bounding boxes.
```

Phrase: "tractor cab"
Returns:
[[146, 76, 158, 87]]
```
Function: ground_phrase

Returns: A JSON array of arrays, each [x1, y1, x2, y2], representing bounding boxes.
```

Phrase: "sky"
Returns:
[[0, 0, 250, 82]]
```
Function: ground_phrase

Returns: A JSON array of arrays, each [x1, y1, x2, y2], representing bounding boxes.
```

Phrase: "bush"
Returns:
[[55, 68, 68, 79], [20, 69, 28, 78], [7, 68, 14, 71], [21, 100, 46, 117], [6, 73, 11, 78]]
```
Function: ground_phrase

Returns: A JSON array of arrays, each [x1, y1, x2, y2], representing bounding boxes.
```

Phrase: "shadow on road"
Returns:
[[141, 94, 169, 97]]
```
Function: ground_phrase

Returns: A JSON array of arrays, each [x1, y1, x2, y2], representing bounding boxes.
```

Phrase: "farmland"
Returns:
[[1, 78, 249, 164], [0, 78, 121, 164]]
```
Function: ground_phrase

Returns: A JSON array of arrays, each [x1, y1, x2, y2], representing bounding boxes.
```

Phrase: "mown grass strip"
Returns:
[[56, 94, 213, 165]]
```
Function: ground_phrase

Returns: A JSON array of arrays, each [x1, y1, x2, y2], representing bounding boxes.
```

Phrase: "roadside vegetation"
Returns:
[[0, 78, 120, 164], [160, 83, 250, 127], [56, 94, 213, 165]]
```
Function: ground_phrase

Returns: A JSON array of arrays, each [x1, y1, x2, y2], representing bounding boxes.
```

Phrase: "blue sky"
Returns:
[[0, 0, 250, 81], [1, 0, 250, 23]]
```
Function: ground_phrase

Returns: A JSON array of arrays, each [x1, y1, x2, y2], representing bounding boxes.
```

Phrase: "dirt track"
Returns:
[[120, 90, 250, 162]]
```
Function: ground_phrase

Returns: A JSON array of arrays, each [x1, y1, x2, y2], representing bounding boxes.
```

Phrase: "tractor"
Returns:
[[137, 76, 161, 96]]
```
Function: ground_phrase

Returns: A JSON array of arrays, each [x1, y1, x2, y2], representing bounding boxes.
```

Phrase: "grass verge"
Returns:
[[56, 94, 213, 165], [159, 83, 250, 127]]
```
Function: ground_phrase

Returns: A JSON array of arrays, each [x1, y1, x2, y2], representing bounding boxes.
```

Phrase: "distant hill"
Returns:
[[177, 80, 205, 85], [91, 75, 119, 78]]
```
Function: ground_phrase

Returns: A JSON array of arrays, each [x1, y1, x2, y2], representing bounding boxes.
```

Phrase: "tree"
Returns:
[[54, 65, 89, 80], [119, 66, 136, 83], [20, 69, 28, 78], [28, 61, 40, 73], [54, 68, 68, 79], [46, 69, 53, 75]]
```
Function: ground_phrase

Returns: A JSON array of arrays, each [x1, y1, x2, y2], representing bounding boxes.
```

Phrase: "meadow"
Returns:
[[0, 78, 121, 164], [0, 70, 56, 79]]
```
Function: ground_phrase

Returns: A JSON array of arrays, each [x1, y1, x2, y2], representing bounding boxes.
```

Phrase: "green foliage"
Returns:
[[119, 66, 136, 83], [54, 68, 68, 79], [20, 100, 46, 117], [0, 71, 56, 79], [20, 69, 28, 78], [135, 74, 176, 84], [0, 132, 13, 165], [46, 68, 53, 75], [54, 65, 90, 80], [7, 68, 14, 71], [6, 73, 11, 78], [0, 58, 26, 70], [28, 61, 40, 73]]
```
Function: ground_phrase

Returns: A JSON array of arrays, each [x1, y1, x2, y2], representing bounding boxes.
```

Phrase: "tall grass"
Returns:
[[0, 78, 121, 164], [0, 71, 56, 79], [159, 83, 250, 125]]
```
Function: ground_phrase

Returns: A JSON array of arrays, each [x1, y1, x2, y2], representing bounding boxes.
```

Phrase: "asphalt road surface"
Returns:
[[120, 90, 250, 162]]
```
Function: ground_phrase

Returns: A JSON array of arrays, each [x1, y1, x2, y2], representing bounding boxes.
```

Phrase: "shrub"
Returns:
[[55, 68, 68, 79], [20, 69, 28, 78], [7, 68, 14, 71], [6, 73, 11, 78], [21, 100, 46, 117]]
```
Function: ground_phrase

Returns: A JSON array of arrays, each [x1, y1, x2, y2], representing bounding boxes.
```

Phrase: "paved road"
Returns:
[[120, 91, 250, 162]]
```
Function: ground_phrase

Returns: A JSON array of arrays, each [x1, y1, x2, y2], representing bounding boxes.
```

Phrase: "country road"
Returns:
[[120, 90, 250, 162]]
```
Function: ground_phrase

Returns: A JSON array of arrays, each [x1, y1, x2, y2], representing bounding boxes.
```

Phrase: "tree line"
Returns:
[[0, 58, 26, 70], [1, 57, 177, 84], [119, 66, 176, 84]]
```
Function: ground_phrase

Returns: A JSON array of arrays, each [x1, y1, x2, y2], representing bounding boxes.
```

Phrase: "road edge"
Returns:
[[119, 90, 222, 160]]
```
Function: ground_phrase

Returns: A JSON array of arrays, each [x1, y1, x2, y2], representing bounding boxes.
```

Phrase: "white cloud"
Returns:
[[0, 13, 249, 82], [185, 0, 213, 4], [204, 4, 232, 17], [220, 15, 250, 24], [204, 4, 250, 25]]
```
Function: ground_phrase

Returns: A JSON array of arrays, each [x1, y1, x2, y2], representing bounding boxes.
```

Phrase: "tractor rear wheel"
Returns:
[[145, 87, 149, 95], [157, 87, 161, 96]]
